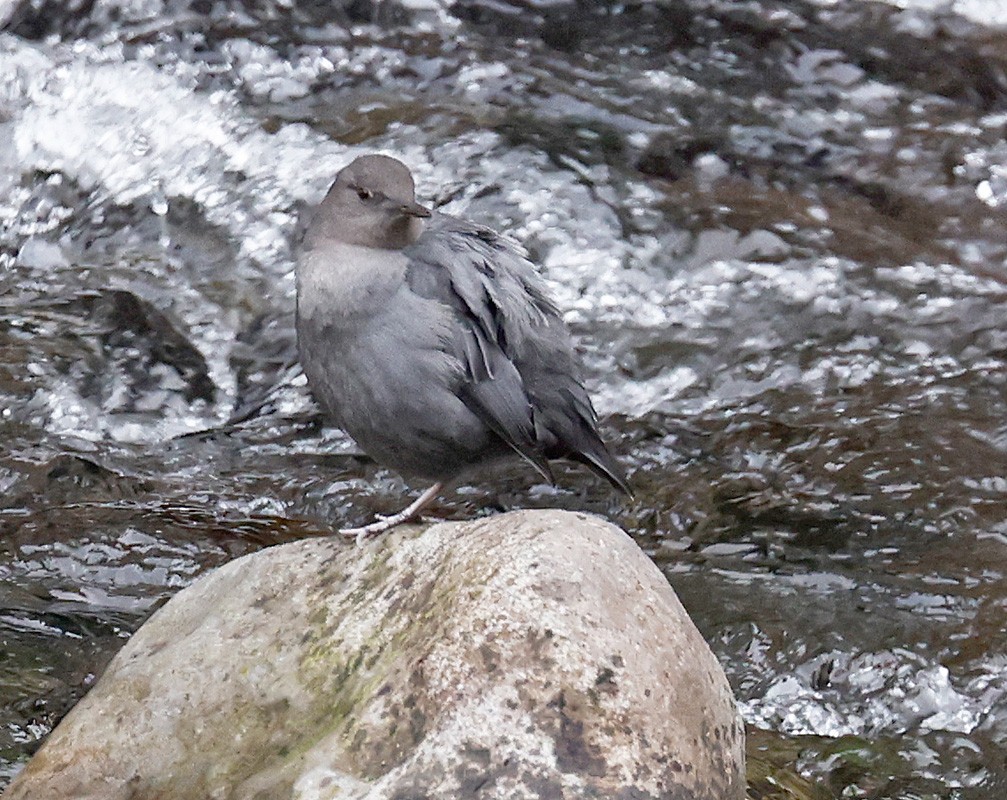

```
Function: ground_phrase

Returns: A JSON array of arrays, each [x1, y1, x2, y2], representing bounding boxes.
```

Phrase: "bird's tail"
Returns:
[[573, 442, 633, 497]]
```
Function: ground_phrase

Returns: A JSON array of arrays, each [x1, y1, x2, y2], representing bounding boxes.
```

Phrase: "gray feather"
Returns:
[[405, 215, 629, 493], [296, 154, 629, 495]]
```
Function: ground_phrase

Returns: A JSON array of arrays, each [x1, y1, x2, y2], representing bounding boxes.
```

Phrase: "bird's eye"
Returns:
[[356, 187, 373, 201]]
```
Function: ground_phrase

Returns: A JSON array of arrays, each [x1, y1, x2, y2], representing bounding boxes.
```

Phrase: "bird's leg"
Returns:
[[340, 482, 444, 545]]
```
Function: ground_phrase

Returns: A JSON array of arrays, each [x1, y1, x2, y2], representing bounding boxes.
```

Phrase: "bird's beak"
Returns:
[[399, 200, 432, 218]]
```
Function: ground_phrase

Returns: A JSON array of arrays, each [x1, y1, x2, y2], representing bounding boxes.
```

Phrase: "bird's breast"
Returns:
[[296, 240, 410, 327]]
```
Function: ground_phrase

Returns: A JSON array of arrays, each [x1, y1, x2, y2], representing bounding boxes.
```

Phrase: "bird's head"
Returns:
[[314, 154, 431, 250]]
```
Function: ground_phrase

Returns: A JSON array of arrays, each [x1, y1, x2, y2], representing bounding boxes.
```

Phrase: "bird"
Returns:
[[296, 154, 629, 540]]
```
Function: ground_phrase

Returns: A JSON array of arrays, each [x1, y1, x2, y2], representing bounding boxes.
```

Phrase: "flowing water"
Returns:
[[1, 0, 1006, 796]]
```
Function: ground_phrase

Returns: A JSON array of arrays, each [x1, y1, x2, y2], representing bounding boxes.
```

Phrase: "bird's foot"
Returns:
[[338, 482, 444, 546], [339, 513, 412, 546]]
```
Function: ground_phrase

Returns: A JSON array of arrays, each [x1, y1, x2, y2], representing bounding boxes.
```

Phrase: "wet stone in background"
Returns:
[[1, 0, 1006, 796]]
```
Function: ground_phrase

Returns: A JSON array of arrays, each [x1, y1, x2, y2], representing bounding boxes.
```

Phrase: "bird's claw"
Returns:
[[339, 512, 416, 545], [338, 521, 389, 546], [337, 483, 445, 545]]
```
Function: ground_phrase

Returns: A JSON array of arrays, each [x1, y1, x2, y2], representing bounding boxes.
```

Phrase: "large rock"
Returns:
[[4, 509, 745, 799]]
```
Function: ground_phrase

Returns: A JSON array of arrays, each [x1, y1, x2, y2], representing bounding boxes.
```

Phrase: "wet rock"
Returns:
[[2, 0, 450, 40], [4, 509, 745, 800], [452, 0, 695, 51], [451, 0, 581, 44], [74, 289, 216, 405], [636, 133, 727, 181]]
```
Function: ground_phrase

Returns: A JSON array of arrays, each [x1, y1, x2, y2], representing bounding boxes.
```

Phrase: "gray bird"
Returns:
[[296, 154, 629, 539]]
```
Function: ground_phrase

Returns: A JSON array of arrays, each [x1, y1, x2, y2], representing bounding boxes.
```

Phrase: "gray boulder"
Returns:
[[4, 509, 745, 799]]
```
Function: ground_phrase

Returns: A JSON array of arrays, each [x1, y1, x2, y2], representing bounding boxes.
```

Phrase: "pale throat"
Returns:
[[388, 215, 425, 248], [297, 241, 411, 325]]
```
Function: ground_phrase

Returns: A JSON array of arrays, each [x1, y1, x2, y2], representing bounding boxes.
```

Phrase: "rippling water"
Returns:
[[2, 0, 1006, 795]]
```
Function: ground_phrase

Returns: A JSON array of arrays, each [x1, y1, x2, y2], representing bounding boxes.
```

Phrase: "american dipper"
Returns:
[[296, 154, 629, 539]]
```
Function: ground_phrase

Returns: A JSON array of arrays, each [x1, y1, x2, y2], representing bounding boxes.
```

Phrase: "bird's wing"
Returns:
[[405, 215, 628, 493], [405, 216, 554, 479]]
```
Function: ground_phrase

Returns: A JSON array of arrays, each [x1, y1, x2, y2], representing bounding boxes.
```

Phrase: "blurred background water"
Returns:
[[1, 0, 1006, 796]]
